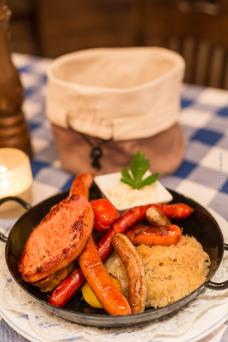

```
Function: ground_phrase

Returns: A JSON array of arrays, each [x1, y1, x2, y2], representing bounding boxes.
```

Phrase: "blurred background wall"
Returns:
[[7, 0, 228, 89]]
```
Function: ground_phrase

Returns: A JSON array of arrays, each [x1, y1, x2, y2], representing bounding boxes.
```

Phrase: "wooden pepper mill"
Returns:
[[0, 1, 32, 157]]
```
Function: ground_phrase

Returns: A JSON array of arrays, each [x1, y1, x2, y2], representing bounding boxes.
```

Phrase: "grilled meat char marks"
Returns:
[[18, 194, 94, 283]]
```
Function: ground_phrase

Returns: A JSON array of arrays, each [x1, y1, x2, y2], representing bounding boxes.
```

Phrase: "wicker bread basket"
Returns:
[[47, 47, 185, 174]]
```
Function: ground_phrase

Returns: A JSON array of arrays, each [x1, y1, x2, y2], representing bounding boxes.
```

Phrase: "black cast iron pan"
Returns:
[[0, 186, 227, 328]]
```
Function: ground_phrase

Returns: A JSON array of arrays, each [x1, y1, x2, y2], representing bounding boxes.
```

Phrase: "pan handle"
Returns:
[[0, 196, 31, 210], [0, 196, 32, 243], [205, 243, 228, 290], [0, 231, 7, 243]]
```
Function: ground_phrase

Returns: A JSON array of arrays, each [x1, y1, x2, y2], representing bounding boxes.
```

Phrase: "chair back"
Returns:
[[142, 0, 228, 89]]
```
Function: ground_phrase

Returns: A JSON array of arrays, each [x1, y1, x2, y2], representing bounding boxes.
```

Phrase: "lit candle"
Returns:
[[0, 148, 33, 211]]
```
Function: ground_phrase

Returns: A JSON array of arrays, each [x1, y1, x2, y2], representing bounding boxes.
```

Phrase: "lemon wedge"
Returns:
[[82, 276, 121, 309]]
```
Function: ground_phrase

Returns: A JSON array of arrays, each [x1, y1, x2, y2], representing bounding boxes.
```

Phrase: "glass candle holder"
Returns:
[[0, 148, 33, 212]]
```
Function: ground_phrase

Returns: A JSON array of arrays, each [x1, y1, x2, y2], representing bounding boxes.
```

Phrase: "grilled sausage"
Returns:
[[153, 203, 193, 219], [146, 207, 170, 226], [113, 205, 149, 232], [112, 234, 146, 314], [48, 268, 85, 306], [126, 224, 182, 246], [79, 237, 131, 315]]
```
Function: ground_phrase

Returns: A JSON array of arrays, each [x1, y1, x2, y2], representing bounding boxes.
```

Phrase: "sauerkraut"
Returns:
[[105, 236, 210, 308]]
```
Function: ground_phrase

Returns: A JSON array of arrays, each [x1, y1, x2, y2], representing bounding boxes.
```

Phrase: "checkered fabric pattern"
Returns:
[[166, 85, 228, 220], [0, 53, 227, 342]]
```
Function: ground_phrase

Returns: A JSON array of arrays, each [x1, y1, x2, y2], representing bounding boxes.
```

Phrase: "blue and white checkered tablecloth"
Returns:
[[0, 53, 227, 341]]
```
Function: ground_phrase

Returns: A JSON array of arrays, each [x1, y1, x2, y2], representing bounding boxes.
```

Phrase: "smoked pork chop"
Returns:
[[18, 194, 94, 283]]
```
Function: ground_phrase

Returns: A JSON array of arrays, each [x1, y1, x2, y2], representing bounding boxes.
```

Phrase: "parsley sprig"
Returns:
[[121, 151, 159, 189]]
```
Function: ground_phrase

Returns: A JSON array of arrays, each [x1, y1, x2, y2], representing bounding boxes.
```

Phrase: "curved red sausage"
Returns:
[[79, 237, 131, 315], [153, 203, 193, 219]]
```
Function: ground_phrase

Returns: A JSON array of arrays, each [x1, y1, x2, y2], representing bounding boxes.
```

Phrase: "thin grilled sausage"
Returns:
[[112, 234, 146, 314], [153, 203, 193, 219], [79, 237, 131, 316], [126, 224, 182, 246], [48, 268, 85, 307], [113, 205, 149, 233]]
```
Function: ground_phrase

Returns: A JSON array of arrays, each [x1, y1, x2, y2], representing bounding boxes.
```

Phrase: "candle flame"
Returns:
[[0, 165, 7, 174]]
